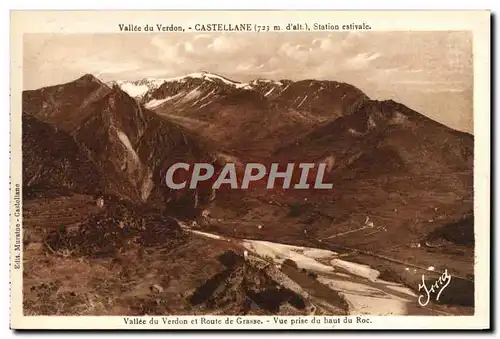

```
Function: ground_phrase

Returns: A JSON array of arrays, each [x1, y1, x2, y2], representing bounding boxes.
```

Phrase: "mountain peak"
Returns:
[[77, 73, 102, 84]]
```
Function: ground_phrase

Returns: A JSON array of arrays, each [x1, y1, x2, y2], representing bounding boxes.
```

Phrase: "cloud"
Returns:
[[207, 35, 246, 54], [150, 37, 183, 60], [183, 42, 194, 53], [344, 52, 381, 70], [311, 37, 344, 54], [278, 43, 312, 60], [236, 61, 264, 72]]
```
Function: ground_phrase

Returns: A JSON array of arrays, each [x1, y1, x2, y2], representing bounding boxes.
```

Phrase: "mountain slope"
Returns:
[[23, 74, 216, 211], [275, 99, 473, 175], [23, 74, 112, 132], [22, 112, 103, 199]]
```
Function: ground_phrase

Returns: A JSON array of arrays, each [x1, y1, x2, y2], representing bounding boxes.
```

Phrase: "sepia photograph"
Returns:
[[9, 10, 491, 330]]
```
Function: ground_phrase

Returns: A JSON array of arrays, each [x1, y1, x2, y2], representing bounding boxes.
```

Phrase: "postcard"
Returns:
[[10, 10, 490, 330]]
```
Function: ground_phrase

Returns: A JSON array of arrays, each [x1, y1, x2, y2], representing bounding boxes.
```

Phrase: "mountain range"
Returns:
[[21, 71, 475, 315], [109, 71, 368, 157]]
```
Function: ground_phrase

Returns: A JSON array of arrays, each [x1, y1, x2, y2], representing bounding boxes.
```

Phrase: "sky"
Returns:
[[23, 31, 473, 133]]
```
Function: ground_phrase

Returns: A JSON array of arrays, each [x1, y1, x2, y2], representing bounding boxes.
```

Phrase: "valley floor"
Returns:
[[22, 194, 474, 316]]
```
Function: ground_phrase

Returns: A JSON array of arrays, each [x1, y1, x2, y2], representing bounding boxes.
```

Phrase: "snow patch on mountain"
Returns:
[[115, 82, 149, 98], [180, 87, 203, 103], [191, 89, 217, 107], [145, 96, 176, 109], [184, 72, 252, 89], [251, 79, 283, 86], [109, 78, 171, 98], [297, 95, 308, 108], [144, 91, 189, 109], [264, 87, 275, 97], [111, 72, 259, 100]]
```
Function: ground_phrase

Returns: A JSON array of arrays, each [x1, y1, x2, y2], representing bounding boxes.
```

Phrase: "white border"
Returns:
[[3, 1, 497, 338]]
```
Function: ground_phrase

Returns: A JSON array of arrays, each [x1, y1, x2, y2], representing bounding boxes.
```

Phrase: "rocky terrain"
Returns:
[[21, 72, 474, 316]]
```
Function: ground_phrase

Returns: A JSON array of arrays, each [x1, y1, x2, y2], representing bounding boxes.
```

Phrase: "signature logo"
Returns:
[[418, 269, 452, 307]]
